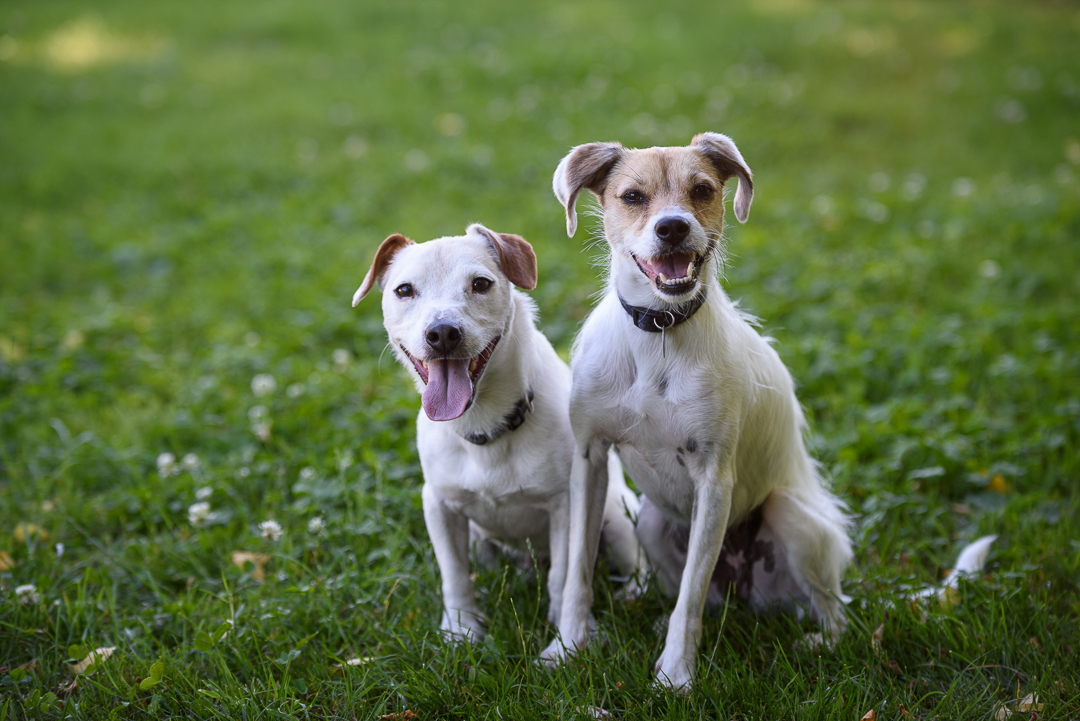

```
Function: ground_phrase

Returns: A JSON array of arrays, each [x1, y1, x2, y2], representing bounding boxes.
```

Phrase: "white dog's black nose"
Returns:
[[655, 217, 691, 245], [426, 323, 462, 355]]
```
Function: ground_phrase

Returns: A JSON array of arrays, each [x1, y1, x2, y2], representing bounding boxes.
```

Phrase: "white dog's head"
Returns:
[[553, 132, 753, 305], [352, 224, 537, 422]]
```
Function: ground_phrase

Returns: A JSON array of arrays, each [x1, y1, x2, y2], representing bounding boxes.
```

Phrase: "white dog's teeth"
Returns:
[[659, 273, 668, 282], [469, 358, 477, 373]]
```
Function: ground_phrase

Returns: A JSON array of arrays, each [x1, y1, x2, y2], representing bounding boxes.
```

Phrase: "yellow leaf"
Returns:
[[987, 474, 1008, 493], [939, 585, 961, 608], [1017, 694, 1042, 712], [14, 523, 49, 543], [0, 550, 15, 570], [870, 622, 885, 655], [71, 646, 116, 675], [230, 551, 269, 582]]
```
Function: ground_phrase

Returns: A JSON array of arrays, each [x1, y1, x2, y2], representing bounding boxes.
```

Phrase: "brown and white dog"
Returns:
[[539, 134, 853, 689], [353, 224, 646, 642]]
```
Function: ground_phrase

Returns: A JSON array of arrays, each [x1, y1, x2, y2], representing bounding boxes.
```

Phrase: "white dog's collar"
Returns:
[[618, 287, 709, 333], [461, 390, 535, 446]]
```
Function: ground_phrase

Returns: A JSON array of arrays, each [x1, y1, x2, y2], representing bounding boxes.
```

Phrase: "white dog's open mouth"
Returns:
[[632, 248, 711, 295], [402, 335, 500, 421]]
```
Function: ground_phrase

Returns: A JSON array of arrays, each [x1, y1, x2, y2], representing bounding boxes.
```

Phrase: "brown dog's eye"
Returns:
[[394, 283, 414, 298], [472, 277, 493, 294], [691, 184, 715, 201], [621, 190, 646, 205]]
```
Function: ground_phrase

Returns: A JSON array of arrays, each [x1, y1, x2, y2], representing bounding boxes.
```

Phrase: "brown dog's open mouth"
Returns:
[[632, 245, 713, 296], [401, 335, 501, 421]]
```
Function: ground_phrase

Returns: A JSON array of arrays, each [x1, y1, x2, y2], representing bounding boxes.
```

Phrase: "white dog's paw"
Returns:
[[547, 604, 561, 627], [440, 608, 485, 643], [539, 637, 572, 667], [796, 630, 839, 653], [653, 648, 694, 692], [613, 576, 646, 601]]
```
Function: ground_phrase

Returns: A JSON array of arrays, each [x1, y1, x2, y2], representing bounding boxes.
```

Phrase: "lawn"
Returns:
[[1, 0, 1078, 718]]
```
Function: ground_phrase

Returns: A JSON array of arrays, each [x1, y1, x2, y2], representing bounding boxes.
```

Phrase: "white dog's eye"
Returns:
[[691, 183, 716, 201], [394, 283, 415, 298], [621, 190, 646, 205], [472, 277, 493, 294]]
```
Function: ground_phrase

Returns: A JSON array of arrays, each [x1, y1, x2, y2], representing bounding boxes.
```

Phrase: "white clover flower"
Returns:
[[307, 517, 325, 535], [286, 383, 305, 398], [188, 502, 211, 526], [299, 467, 316, 481], [182, 453, 200, 472], [238, 466, 251, 478], [332, 348, 351, 371], [56, 543, 65, 558], [337, 452, 354, 472], [195, 486, 213, 500], [248, 405, 268, 421], [251, 374, 277, 397], [16, 584, 39, 605], [259, 519, 283, 541], [157, 452, 178, 477], [252, 422, 272, 442]]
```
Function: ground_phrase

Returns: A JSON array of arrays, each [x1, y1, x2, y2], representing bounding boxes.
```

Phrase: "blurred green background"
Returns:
[[1, 1, 1078, 718]]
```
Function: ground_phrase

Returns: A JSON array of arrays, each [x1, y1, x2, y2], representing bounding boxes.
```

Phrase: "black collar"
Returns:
[[461, 390, 535, 446], [618, 287, 709, 333]]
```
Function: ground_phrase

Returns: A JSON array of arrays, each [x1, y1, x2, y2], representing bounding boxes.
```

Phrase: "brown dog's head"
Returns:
[[552, 132, 753, 304]]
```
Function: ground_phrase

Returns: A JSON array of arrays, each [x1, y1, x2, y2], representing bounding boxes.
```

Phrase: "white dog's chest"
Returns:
[[420, 434, 568, 543]]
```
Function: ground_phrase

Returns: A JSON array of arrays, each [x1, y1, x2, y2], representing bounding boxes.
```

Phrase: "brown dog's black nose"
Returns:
[[655, 217, 691, 245], [425, 323, 462, 355]]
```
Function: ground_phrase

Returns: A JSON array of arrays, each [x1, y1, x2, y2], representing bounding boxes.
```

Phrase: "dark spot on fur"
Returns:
[[582, 446, 590, 460], [677, 447, 684, 454], [657, 374, 668, 396], [676, 455, 685, 467], [686, 438, 698, 453]]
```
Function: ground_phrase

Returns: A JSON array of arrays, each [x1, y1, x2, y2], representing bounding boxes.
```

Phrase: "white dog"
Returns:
[[352, 223, 645, 641], [540, 134, 854, 689]]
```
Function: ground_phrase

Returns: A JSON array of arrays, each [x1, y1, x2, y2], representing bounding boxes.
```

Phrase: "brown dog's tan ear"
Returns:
[[352, 233, 414, 306], [468, 224, 538, 291], [552, 142, 624, 237], [691, 132, 754, 223]]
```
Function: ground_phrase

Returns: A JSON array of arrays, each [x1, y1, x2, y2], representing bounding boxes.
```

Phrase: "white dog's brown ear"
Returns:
[[552, 142, 624, 237], [468, 224, 538, 290], [691, 132, 754, 223], [352, 233, 414, 306]]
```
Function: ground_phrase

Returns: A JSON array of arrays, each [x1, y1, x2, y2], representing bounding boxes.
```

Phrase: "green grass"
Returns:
[[2, 0, 1079, 718]]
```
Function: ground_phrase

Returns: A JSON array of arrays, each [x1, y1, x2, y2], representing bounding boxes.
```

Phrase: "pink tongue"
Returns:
[[649, 252, 694, 278], [422, 359, 473, 421]]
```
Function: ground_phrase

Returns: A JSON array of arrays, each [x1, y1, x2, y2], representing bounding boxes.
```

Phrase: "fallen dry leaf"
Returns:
[[72, 647, 116, 675], [861, 710, 876, 721], [14, 523, 49, 543], [871, 622, 885, 655], [230, 551, 269, 581], [58, 677, 79, 696], [377, 711, 417, 721], [0, 550, 15, 570], [994, 705, 1012, 720], [1018, 693, 1043, 712], [987, 474, 1008, 493]]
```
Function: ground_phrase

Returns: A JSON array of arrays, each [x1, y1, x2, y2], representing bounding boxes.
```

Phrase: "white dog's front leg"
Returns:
[[654, 469, 733, 690], [540, 442, 608, 664], [422, 483, 484, 642], [546, 494, 570, 626]]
